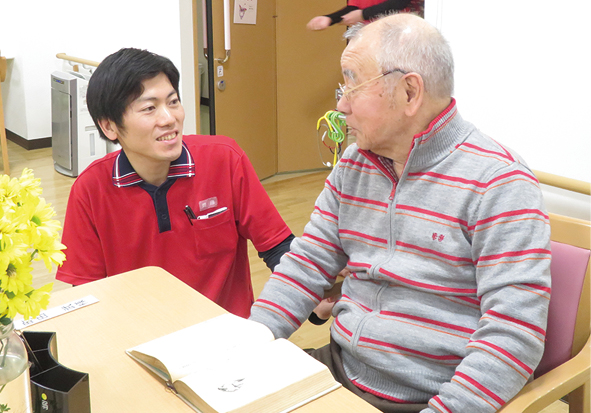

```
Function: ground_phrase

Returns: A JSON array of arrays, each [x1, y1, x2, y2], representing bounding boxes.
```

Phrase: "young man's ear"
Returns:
[[98, 119, 121, 142]]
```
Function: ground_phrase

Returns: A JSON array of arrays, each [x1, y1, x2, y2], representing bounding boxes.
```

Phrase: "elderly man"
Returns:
[[250, 13, 551, 413]]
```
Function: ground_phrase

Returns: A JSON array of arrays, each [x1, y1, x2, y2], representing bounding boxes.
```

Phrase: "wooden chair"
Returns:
[[499, 212, 591, 413], [0, 55, 10, 175]]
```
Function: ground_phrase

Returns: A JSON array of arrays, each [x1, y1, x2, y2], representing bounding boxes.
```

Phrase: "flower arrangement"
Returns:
[[0, 168, 66, 325]]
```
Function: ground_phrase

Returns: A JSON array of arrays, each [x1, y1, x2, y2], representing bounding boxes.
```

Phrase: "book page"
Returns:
[[127, 313, 275, 382], [176, 338, 339, 413]]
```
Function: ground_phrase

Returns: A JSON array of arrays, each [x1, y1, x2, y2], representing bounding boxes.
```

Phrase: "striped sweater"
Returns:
[[250, 100, 551, 413]]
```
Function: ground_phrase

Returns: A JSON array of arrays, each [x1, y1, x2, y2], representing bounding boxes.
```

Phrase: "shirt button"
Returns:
[[161, 214, 168, 220]]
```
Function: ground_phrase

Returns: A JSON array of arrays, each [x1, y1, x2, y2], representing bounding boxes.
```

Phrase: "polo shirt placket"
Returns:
[[111, 142, 195, 233]]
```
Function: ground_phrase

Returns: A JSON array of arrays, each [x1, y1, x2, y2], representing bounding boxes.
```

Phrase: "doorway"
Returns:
[[195, 0, 352, 178]]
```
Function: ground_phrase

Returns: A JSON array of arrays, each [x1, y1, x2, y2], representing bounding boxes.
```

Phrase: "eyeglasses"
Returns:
[[338, 68, 408, 101]]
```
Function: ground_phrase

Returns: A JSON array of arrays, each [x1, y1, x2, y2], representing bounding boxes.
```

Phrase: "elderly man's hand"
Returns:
[[340, 10, 364, 26], [307, 16, 332, 31]]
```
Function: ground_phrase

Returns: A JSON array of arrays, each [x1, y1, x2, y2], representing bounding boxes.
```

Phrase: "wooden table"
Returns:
[[24, 267, 379, 412]]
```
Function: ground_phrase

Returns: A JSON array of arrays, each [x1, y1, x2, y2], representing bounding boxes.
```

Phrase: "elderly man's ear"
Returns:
[[401, 73, 424, 117]]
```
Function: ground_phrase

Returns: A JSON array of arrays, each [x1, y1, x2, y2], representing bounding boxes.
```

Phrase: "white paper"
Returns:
[[127, 314, 275, 383], [233, 0, 257, 25], [14, 295, 99, 330]]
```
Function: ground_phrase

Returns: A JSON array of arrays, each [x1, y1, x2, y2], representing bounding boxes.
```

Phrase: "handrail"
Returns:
[[56, 53, 100, 68], [216, 0, 231, 64], [533, 169, 590, 196]]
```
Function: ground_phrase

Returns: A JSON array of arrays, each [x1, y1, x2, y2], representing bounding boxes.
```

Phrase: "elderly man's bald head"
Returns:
[[345, 13, 454, 99]]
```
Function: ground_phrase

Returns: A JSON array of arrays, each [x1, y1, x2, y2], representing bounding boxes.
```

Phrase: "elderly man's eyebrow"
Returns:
[[342, 69, 357, 82]]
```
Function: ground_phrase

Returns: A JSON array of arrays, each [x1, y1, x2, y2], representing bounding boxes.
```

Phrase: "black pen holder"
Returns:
[[22, 331, 91, 413]]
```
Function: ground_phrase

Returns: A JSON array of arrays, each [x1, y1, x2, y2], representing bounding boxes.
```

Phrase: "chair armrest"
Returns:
[[498, 336, 590, 413]]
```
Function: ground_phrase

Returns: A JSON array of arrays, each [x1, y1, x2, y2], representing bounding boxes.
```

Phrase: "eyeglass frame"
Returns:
[[337, 68, 408, 101]]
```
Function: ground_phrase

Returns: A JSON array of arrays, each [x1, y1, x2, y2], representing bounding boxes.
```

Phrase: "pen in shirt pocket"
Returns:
[[196, 207, 228, 220], [184, 205, 197, 225]]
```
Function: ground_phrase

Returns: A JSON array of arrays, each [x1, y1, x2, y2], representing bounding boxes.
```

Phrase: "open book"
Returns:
[[126, 313, 341, 413]]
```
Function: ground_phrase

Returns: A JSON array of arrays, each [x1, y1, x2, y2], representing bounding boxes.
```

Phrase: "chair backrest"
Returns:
[[534, 213, 591, 378]]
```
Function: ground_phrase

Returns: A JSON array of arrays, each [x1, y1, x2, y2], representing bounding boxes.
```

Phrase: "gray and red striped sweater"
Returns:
[[250, 100, 551, 413]]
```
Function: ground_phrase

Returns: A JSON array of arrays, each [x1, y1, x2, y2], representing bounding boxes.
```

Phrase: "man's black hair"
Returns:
[[86, 48, 181, 142]]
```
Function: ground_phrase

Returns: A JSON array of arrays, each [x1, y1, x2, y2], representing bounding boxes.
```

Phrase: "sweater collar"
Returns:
[[404, 98, 467, 172], [111, 140, 195, 188], [360, 98, 468, 174]]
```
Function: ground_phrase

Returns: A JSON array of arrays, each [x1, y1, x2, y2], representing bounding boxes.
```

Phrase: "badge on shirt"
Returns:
[[199, 197, 218, 211]]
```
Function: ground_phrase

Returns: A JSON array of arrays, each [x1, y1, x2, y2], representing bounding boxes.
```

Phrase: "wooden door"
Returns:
[[275, 0, 345, 173], [210, 0, 277, 179]]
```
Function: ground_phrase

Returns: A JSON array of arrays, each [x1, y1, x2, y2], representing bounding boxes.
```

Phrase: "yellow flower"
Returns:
[[0, 169, 63, 322], [0, 283, 53, 321], [24, 283, 53, 319], [0, 260, 33, 295], [16, 168, 43, 203], [0, 175, 20, 213], [20, 197, 61, 246], [0, 223, 28, 276], [0, 169, 66, 323], [34, 241, 67, 272], [0, 291, 9, 316], [0, 290, 27, 320]]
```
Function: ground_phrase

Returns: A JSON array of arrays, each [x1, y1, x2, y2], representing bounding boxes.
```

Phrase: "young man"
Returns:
[[251, 14, 551, 413], [56, 48, 294, 317]]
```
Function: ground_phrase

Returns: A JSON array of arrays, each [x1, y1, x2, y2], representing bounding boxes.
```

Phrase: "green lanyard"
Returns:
[[317, 110, 346, 168]]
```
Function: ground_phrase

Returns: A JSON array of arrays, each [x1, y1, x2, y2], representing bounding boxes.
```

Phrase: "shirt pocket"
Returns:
[[191, 209, 238, 257]]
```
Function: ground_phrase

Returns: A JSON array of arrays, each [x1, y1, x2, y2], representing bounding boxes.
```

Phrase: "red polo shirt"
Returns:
[[56, 135, 292, 317]]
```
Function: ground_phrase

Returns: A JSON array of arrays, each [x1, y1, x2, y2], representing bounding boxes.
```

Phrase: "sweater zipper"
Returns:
[[358, 150, 400, 200], [350, 150, 400, 355], [389, 176, 397, 200], [350, 282, 389, 358]]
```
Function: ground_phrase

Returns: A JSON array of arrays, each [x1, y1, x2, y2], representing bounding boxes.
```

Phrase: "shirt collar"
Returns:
[[112, 140, 195, 188]]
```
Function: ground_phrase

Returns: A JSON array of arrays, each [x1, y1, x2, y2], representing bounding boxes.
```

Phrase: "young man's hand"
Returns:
[[310, 268, 351, 322], [313, 295, 340, 319]]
